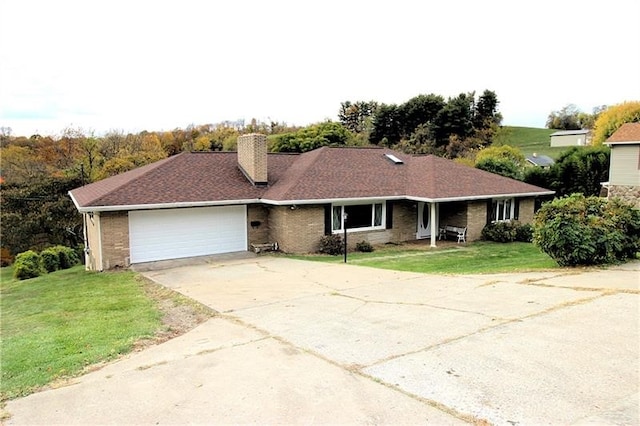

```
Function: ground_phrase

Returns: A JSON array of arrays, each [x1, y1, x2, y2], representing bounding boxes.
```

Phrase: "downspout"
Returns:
[[82, 213, 90, 270]]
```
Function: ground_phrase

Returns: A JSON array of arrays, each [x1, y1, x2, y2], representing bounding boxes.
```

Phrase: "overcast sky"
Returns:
[[1, 0, 639, 137]]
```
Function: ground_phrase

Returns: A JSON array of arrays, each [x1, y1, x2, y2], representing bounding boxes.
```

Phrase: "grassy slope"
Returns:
[[499, 126, 567, 159], [0, 266, 162, 400]]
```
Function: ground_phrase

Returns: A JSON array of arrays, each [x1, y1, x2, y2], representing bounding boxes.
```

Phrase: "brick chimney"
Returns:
[[237, 133, 268, 186]]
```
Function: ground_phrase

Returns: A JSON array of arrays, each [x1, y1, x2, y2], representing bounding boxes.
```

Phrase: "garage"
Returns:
[[129, 205, 247, 263]]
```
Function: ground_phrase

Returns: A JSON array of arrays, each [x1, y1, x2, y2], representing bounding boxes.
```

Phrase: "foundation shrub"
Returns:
[[319, 234, 344, 255], [356, 241, 374, 252]]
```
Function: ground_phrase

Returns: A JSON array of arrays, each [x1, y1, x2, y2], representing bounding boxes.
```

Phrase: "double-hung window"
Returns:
[[491, 198, 515, 222], [332, 202, 385, 232]]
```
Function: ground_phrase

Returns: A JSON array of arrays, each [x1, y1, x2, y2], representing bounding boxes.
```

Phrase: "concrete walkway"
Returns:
[[5, 257, 639, 425]]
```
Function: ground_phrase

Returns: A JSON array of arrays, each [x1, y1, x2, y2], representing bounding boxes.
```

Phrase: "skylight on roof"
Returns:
[[385, 153, 404, 164]]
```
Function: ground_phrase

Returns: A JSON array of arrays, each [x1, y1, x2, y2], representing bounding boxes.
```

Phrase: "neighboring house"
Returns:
[[603, 123, 640, 208], [550, 129, 591, 147], [69, 134, 554, 270], [525, 153, 555, 168]]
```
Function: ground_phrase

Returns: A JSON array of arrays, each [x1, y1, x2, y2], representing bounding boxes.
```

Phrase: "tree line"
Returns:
[[1, 96, 638, 262]]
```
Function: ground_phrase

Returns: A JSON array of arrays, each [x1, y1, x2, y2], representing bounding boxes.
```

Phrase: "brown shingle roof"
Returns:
[[70, 147, 553, 211], [70, 152, 297, 208], [606, 123, 640, 144], [262, 147, 410, 201]]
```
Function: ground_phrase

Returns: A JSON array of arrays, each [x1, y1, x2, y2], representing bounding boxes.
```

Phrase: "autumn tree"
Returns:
[[96, 131, 166, 179], [474, 145, 526, 180], [546, 104, 605, 130], [591, 101, 640, 144], [338, 101, 376, 134], [271, 121, 353, 153], [0, 144, 47, 184]]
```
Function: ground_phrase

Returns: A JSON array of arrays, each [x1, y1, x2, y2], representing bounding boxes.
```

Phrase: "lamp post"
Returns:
[[343, 212, 348, 263]]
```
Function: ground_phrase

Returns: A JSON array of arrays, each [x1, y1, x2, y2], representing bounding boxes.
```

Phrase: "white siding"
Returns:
[[550, 134, 586, 147], [610, 145, 640, 186]]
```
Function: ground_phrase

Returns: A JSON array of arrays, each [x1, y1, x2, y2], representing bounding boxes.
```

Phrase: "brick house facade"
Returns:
[[71, 134, 553, 270]]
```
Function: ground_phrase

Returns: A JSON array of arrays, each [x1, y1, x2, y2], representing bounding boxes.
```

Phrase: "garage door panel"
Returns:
[[129, 206, 247, 263]]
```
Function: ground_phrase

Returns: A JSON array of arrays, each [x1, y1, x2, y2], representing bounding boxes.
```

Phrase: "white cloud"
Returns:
[[1, 0, 639, 136]]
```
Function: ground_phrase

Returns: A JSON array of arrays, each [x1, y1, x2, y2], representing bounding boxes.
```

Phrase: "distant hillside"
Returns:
[[497, 126, 566, 158]]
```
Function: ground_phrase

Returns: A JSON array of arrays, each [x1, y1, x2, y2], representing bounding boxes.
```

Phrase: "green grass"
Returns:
[[0, 266, 162, 400], [499, 126, 566, 159], [290, 242, 558, 274]]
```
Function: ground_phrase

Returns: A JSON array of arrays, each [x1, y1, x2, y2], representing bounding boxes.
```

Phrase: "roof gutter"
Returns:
[[261, 191, 555, 205], [71, 198, 262, 213], [406, 191, 555, 203], [71, 191, 555, 213]]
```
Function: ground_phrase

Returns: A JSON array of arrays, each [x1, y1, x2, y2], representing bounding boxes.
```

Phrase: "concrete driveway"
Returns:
[[5, 257, 639, 425]]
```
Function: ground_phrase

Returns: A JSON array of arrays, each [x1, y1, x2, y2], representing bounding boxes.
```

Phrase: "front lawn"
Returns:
[[292, 241, 558, 274], [1, 266, 162, 400]]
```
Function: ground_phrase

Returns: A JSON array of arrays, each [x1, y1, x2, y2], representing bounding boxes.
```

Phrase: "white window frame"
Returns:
[[332, 201, 386, 233], [491, 197, 515, 222]]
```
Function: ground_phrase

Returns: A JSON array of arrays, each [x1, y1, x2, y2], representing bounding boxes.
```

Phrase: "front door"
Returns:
[[417, 202, 437, 239]]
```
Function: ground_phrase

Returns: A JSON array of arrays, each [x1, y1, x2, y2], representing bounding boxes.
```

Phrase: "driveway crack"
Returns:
[[363, 293, 606, 369], [333, 292, 504, 321]]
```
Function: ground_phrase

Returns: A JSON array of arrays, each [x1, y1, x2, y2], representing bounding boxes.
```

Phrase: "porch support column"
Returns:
[[430, 202, 437, 248]]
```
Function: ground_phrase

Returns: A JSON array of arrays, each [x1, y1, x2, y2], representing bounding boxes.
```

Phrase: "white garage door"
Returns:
[[129, 206, 247, 263]]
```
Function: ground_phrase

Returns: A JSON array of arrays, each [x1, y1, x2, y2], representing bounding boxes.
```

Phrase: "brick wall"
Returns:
[[237, 133, 267, 184], [466, 201, 487, 241], [609, 185, 640, 208], [247, 204, 270, 245], [100, 211, 130, 270], [517, 198, 535, 224], [393, 201, 417, 241], [269, 205, 325, 253]]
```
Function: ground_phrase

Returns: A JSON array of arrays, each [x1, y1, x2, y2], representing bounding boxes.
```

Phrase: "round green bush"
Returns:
[[40, 248, 60, 273], [514, 223, 534, 242], [533, 194, 640, 266], [13, 250, 44, 280], [51, 245, 80, 269]]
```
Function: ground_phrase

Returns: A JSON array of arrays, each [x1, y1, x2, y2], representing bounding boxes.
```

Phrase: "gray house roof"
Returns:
[[525, 154, 555, 167], [550, 129, 590, 137]]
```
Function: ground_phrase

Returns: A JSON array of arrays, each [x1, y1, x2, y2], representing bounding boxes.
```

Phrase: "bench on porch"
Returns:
[[438, 225, 467, 243]]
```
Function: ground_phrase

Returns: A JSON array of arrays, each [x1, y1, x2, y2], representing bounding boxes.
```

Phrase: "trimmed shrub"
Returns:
[[51, 245, 81, 269], [482, 221, 534, 243], [356, 241, 374, 253], [533, 194, 640, 266], [514, 223, 534, 242], [319, 234, 344, 255], [13, 250, 44, 280], [481, 221, 517, 242], [40, 247, 61, 273]]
